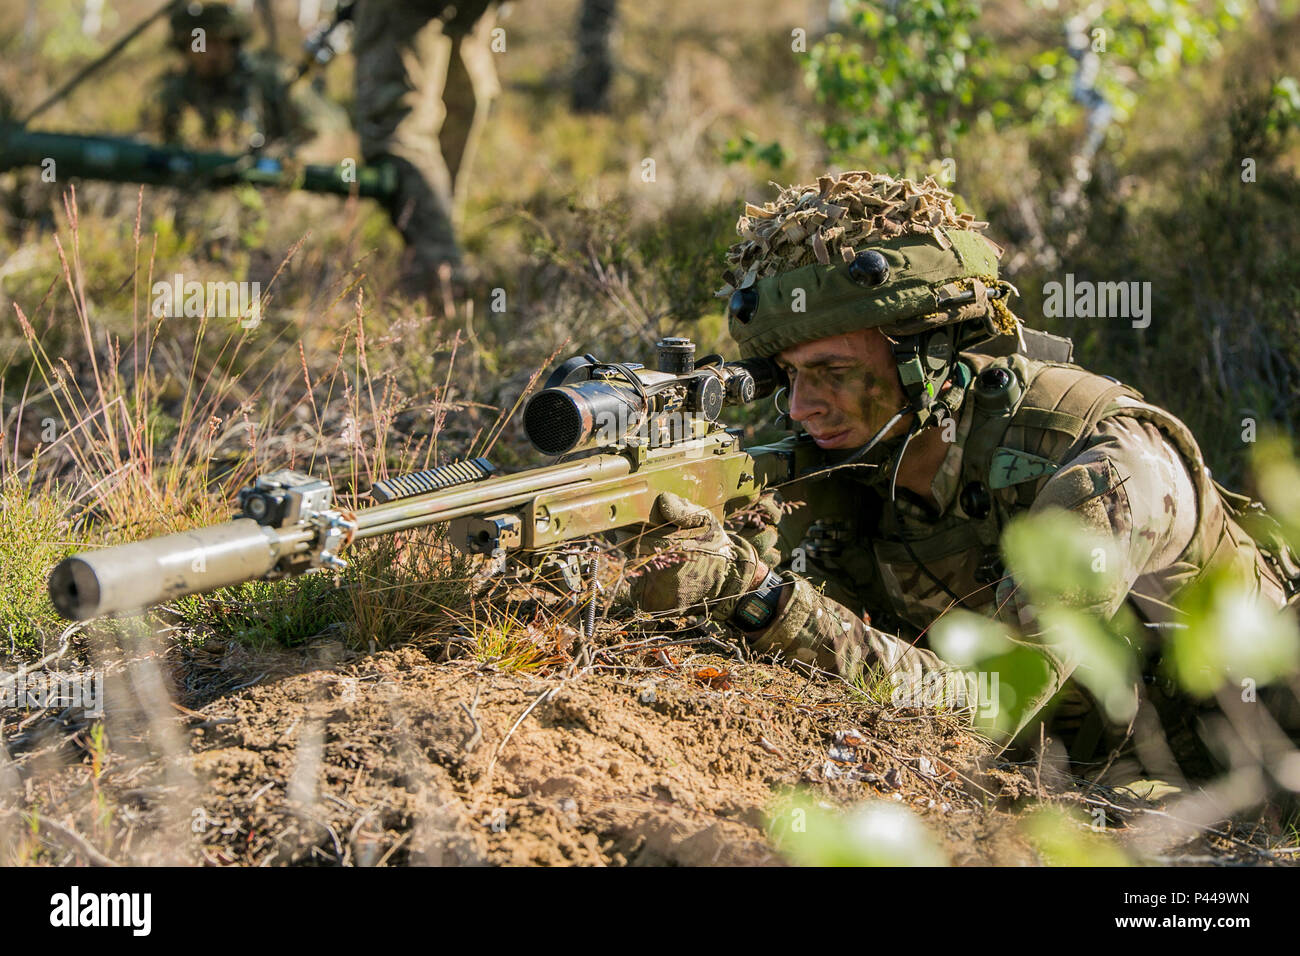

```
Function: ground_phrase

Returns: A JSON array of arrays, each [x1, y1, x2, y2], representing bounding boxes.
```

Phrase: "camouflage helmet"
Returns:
[[718, 171, 1018, 360], [169, 2, 252, 49]]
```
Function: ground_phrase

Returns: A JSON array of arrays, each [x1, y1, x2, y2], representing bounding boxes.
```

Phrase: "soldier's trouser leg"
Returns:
[[749, 576, 974, 710], [353, 0, 461, 269], [441, 10, 500, 216], [571, 0, 617, 113]]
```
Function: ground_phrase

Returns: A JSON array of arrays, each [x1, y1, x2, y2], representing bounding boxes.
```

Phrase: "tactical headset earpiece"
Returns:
[[890, 326, 958, 428]]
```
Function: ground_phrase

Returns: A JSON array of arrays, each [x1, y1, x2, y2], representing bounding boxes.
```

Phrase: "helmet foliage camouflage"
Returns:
[[718, 171, 1017, 359]]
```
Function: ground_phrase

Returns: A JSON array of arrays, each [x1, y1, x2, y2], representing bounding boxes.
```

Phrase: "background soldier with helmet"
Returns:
[[150, 1, 305, 151]]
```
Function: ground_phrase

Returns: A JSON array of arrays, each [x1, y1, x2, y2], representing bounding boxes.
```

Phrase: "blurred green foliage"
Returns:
[[1001, 509, 1143, 724], [929, 609, 1053, 740], [771, 792, 948, 866], [1166, 563, 1300, 698], [721, 133, 787, 169], [1253, 435, 1300, 539], [934, 461, 1300, 741], [803, 0, 1247, 172], [807, 0, 987, 169], [1022, 805, 1132, 866]]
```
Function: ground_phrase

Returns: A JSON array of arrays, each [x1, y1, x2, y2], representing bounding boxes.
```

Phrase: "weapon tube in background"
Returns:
[[0, 124, 397, 199]]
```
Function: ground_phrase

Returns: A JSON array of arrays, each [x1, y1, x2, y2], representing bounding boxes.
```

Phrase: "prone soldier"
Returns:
[[626, 170, 1300, 800]]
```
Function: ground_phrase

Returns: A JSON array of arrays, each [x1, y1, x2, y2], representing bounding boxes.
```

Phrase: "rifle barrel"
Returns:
[[47, 434, 757, 621], [46, 457, 614, 620]]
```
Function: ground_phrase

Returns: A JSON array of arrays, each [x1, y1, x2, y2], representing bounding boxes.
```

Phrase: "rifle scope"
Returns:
[[522, 339, 779, 457]]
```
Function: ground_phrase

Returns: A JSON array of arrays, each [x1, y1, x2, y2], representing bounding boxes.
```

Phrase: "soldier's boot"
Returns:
[[397, 251, 475, 317], [372, 152, 462, 305]]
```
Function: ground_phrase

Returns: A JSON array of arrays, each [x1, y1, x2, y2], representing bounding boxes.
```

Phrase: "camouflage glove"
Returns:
[[725, 491, 783, 569], [628, 492, 763, 618]]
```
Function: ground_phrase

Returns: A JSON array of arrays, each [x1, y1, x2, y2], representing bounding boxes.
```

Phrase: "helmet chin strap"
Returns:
[[879, 334, 976, 609], [864, 326, 976, 479], [887, 417, 974, 610]]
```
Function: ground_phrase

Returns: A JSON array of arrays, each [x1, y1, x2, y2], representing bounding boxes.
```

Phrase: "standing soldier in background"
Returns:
[[150, 2, 305, 151], [352, 0, 501, 297]]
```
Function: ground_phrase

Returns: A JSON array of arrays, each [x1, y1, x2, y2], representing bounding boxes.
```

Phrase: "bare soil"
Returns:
[[1, 627, 1047, 866], [4, 620, 1292, 867]]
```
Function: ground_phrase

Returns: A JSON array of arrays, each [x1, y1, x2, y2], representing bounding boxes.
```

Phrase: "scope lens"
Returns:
[[524, 380, 648, 456], [524, 390, 585, 456]]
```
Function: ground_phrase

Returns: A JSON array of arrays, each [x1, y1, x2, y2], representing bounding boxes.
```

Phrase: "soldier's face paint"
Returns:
[[777, 329, 906, 449]]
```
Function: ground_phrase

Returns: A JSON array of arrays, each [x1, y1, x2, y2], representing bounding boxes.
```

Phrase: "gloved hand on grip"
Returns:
[[628, 492, 766, 618], [725, 491, 784, 569]]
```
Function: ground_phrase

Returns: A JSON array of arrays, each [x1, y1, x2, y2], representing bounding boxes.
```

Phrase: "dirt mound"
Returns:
[[0, 634, 1039, 866]]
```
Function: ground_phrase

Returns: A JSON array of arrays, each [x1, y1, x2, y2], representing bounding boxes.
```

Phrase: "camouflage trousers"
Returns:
[[353, 0, 500, 270], [571, 0, 617, 113]]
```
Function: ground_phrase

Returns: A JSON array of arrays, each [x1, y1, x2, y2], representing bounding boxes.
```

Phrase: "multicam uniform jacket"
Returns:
[[745, 351, 1292, 776]]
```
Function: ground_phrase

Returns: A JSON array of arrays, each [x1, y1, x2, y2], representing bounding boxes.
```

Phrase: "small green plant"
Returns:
[[344, 527, 477, 651], [87, 722, 113, 838], [444, 600, 570, 673], [1022, 805, 1131, 866], [850, 661, 902, 706], [769, 792, 948, 866], [1165, 564, 1300, 698], [0, 473, 79, 650], [168, 572, 357, 650]]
